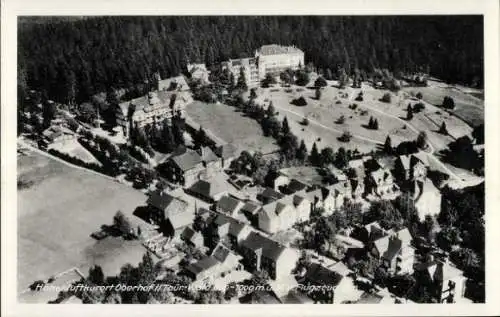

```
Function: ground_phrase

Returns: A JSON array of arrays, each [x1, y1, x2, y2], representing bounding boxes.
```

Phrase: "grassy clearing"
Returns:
[[403, 81, 484, 127], [18, 151, 150, 292], [185, 101, 279, 155]]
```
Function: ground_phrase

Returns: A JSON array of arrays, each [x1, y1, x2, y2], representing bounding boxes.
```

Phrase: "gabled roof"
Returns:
[[168, 211, 194, 230], [304, 263, 343, 286], [412, 151, 430, 167], [228, 221, 252, 240], [286, 179, 309, 194], [394, 228, 412, 246], [201, 146, 219, 163], [170, 150, 203, 172], [241, 201, 261, 215], [283, 289, 314, 304], [147, 190, 188, 216], [260, 187, 285, 202], [415, 260, 464, 282], [217, 195, 243, 215], [211, 243, 242, 265], [185, 256, 219, 275], [241, 232, 287, 261], [181, 226, 203, 243], [187, 174, 229, 200]]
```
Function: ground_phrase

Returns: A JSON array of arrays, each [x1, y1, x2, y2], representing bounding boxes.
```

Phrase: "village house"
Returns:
[[240, 200, 262, 227], [185, 172, 230, 203], [214, 143, 238, 169], [365, 167, 398, 197], [369, 228, 415, 276], [300, 263, 355, 304], [394, 153, 428, 182], [258, 187, 285, 204], [215, 195, 244, 217], [205, 213, 252, 250], [240, 232, 298, 280], [414, 258, 467, 303], [145, 189, 193, 238], [187, 63, 209, 83], [255, 44, 305, 79], [413, 179, 442, 221], [181, 226, 204, 249], [257, 192, 311, 234], [184, 243, 243, 284], [159, 147, 221, 187]]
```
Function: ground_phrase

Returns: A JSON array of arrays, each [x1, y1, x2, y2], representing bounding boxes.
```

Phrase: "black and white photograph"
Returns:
[[2, 0, 500, 316]]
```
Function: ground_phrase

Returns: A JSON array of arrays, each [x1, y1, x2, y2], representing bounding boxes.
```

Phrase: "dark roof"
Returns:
[[284, 289, 314, 304], [170, 150, 203, 172], [212, 244, 231, 262], [146, 190, 188, 216], [356, 292, 384, 304], [217, 196, 242, 214], [286, 179, 308, 194], [304, 263, 343, 286], [257, 44, 303, 56], [241, 201, 261, 215], [187, 175, 229, 200], [381, 237, 403, 261], [241, 232, 286, 261], [260, 187, 285, 202], [250, 290, 281, 304], [186, 256, 219, 275]]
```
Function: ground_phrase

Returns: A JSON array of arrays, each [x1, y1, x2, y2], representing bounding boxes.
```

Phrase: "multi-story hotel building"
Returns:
[[255, 44, 305, 79], [222, 44, 305, 88], [221, 57, 260, 88]]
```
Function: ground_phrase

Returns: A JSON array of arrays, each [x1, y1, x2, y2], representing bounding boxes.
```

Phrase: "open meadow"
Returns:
[[185, 101, 279, 155], [403, 80, 484, 127], [17, 151, 151, 293]]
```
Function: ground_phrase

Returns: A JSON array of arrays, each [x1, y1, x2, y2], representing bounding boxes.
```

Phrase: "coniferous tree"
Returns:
[[309, 142, 321, 166], [384, 135, 393, 154], [282, 116, 290, 135], [439, 122, 448, 135], [236, 67, 248, 91], [296, 139, 308, 163], [407, 105, 414, 120]]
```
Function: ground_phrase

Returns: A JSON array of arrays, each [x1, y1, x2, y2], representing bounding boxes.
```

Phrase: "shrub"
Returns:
[[301, 117, 310, 126], [416, 92, 423, 99], [314, 76, 328, 88], [442, 96, 455, 109], [291, 96, 307, 106], [335, 115, 346, 124], [355, 92, 364, 101], [339, 131, 352, 142], [349, 103, 358, 110], [380, 92, 392, 103], [335, 100, 342, 105], [413, 102, 425, 112]]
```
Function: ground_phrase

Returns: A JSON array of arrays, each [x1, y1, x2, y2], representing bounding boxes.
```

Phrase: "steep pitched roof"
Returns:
[[181, 226, 203, 243], [304, 263, 343, 286], [170, 150, 203, 172], [260, 187, 285, 202], [168, 211, 194, 230], [241, 201, 261, 215], [217, 195, 243, 215], [186, 256, 219, 275], [187, 174, 229, 200], [147, 190, 188, 216], [241, 232, 287, 261], [394, 228, 412, 246], [415, 260, 464, 282], [200, 146, 219, 163]]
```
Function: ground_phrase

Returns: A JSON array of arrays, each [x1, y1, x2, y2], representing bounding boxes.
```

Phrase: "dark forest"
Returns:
[[18, 16, 483, 105]]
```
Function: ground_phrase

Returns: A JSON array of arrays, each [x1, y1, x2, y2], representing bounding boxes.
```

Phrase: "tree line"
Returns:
[[18, 15, 483, 106]]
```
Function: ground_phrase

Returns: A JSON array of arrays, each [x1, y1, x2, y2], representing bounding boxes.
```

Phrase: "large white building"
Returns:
[[222, 44, 305, 88], [255, 44, 305, 79]]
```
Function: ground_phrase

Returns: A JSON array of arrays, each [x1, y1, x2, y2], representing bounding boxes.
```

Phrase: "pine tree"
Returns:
[[384, 135, 393, 154], [368, 116, 374, 128], [296, 139, 308, 162], [309, 142, 321, 166], [373, 119, 379, 130], [236, 67, 248, 91], [439, 122, 448, 134], [315, 88, 322, 100], [266, 101, 275, 117], [282, 116, 290, 135], [407, 106, 414, 120]]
